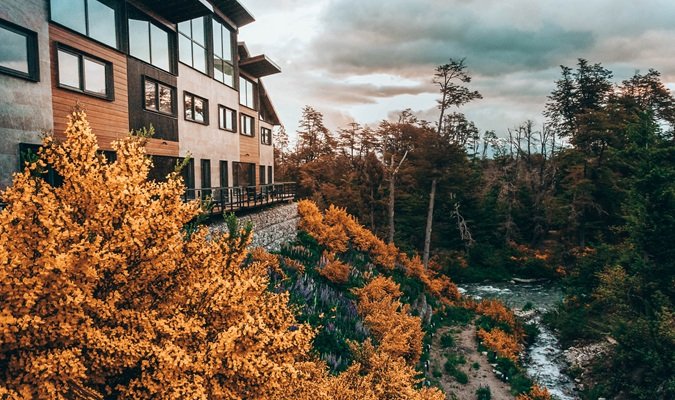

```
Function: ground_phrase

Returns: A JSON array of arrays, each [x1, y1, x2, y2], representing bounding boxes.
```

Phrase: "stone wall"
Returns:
[[210, 202, 299, 251]]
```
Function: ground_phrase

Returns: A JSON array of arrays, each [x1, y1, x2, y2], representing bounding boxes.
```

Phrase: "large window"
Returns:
[[239, 77, 256, 109], [212, 19, 234, 86], [267, 165, 273, 184], [261, 127, 272, 145], [240, 114, 254, 136], [233, 162, 255, 187], [218, 105, 236, 132], [128, 10, 172, 72], [57, 47, 112, 99], [177, 17, 206, 73], [0, 19, 39, 81], [184, 92, 208, 124], [51, 0, 118, 48], [259, 165, 266, 186], [144, 78, 174, 115], [219, 161, 228, 187]]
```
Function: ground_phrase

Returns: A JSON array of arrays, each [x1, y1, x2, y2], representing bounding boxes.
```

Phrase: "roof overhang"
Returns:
[[239, 55, 281, 78], [211, 0, 255, 27], [138, 0, 214, 23]]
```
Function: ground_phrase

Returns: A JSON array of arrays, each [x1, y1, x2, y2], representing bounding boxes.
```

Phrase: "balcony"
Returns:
[[183, 182, 296, 215]]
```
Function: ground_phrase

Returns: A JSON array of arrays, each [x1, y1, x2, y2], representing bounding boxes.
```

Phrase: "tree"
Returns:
[[296, 105, 335, 163], [423, 58, 482, 267]]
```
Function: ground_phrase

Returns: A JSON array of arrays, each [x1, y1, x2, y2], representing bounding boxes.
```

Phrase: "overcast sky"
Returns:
[[238, 0, 675, 141]]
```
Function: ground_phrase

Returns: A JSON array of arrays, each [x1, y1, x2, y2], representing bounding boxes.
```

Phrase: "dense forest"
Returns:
[[275, 59, 675, 399]]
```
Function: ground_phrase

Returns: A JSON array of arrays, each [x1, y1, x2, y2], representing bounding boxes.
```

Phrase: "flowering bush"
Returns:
[[477, 328, 523, 362]]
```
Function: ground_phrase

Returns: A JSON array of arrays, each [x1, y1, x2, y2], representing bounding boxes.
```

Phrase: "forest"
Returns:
[[275, 58, 675, 399]]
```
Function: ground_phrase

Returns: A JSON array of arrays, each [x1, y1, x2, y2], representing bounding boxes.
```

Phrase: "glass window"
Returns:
[[267, 166, 272, 184], [51, 0, 86, 34], [57, 50, 80, 89], [0, 27, 28, 73], [178, 17, 206, 73], [0, 20, 38, 81], [128, 19, 150, 62], [240, 114, 254, 136], [143, 78, 174, 114], [83, 58, 106, 94], [144, 80, 156, 110], [220, 161, 228, 187], [158, 84, 172, 114], [212, 20, 234, 86], [51, 0, 118, 48], [184, 92, 208, 124], [128, 11, 172, 73], [88, 0, 117, 47], [219, 106, 236, 132], [150, 25, 170, 72], [239, 77, 256, 109], [57, 48, 112, 98], [261, 127, 272, 145]]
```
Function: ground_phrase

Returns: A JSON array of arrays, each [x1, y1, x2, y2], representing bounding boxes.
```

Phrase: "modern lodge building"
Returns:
[[0, 0, 284, 207]]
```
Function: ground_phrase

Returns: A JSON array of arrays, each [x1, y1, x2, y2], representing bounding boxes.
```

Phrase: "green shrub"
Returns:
[[453, 369, 469, 384], [476, 385, 491, 400], [472, 362, 480, 370], [440, 332, 455, 348]]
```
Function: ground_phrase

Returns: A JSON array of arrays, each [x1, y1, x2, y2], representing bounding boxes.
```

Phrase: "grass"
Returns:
[[440, 332, 455, 348], [444, 352, 469, 384], [476, 385, 491, 400]]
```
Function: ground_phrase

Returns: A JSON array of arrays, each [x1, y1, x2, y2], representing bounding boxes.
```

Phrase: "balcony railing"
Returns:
[[183, 182, 296, 214]]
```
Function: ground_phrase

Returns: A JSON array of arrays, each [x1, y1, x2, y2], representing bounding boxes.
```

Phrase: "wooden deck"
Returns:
[[183, 182, 296, 215]]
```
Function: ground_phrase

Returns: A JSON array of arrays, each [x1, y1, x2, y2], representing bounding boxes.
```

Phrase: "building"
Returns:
[[0, 0, 281, 202]]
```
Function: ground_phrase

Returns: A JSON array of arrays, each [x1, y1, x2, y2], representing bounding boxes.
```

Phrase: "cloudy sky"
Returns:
[[238, 0, 675, 141]]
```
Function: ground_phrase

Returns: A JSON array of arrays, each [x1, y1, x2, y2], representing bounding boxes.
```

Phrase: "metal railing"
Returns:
[[183, 182, 296, 214]]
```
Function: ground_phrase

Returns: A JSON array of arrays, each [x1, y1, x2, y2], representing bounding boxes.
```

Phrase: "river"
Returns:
[[459, 282, 577, 400]]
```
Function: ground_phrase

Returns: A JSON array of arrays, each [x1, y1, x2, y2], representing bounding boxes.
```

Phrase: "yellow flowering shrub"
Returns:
[[516, 384, 553, 400], [0, 110, 324, 399], [317, 251, 351, 284], [477, 328, 523, 362]]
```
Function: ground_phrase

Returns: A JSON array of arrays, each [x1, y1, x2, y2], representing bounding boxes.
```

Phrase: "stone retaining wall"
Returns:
[[210, 202, 299, 251]]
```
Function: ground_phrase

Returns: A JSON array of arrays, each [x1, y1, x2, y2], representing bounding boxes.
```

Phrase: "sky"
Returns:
[[237, 0, 675, 142]]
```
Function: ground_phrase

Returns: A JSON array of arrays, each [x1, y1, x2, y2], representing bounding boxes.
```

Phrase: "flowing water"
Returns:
[[459, 282, 577, 400]]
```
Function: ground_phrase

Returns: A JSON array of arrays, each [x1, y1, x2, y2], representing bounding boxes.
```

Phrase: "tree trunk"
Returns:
[[423, 177, 437, 267], [388, 155, 396, 244]]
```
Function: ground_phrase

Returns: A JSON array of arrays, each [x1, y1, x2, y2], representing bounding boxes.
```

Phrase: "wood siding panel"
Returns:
[[239, 134, 259, 164], [50, 24, 131, 152], [127, 57, 179, 143]]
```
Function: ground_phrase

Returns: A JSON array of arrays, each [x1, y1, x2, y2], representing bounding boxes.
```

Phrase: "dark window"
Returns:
[[201, 159, 211, 198], [128, 10, 172, 73], [259, 165, 265, 186], [267, 165, 272, 184], [239, 76, 256, 109], [0, 19, 39, 81], [177, 17, 206, 73], [51, 0, 118, 48], [144, 77, 174, 115], [240, 113, 254, 136], [218, 105, 236, 132], [212, 19, 234, 86], [57, 46, 113, 99], [232, 161, 255, 187], [184, 92, 208, 124], [19, 143, 61, 186], [181, 157, 195, 199], [219, 160, 228, 187], [261, 127, 272, 145]]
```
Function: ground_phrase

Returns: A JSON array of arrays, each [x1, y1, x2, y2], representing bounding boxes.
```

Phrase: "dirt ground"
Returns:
[[429, 324, 514, 400]]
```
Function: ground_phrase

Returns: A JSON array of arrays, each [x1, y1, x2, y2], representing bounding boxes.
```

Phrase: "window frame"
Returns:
[[127, 8, 175, 74], [177, 17, 207, 74], [239, 76, 257, 110], [49, 0, 120, 50], [143, 76, 176, 116], [218, 105, 237, 132], [212, 18, 234, 87], [55, 44, 114, 100], [240, 113, 254, 137], [183, 91, 209, 125], [0, 19, 39, 82], [260, 126, 272, 145]]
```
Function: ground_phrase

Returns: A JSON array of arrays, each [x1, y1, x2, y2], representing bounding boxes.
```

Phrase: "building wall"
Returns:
[[0, 0, 53, 189], [177, 63, 240, 189]]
